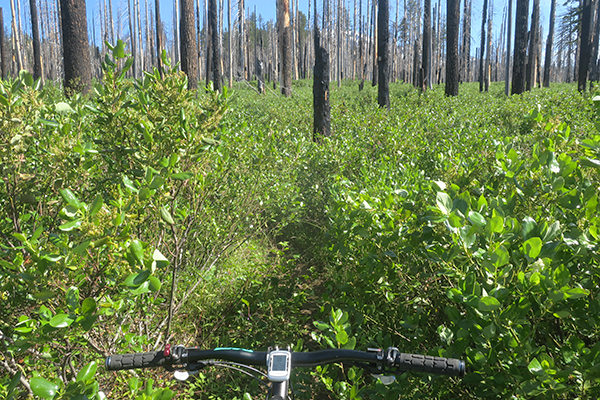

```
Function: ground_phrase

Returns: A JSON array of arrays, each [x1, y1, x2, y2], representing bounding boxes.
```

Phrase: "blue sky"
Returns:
[[0, 0, 561, 47]]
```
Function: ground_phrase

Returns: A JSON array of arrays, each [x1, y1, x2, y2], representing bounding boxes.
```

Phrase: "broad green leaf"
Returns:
[[72, 240, 90, 254], [89, 194, 103, 217], [468, 211, 486, 227], [171, 172, 194, 180], [523, 237, 542, 259], [152, 249, 170, 269], [436, 192, 452, 215], [76, 361, 98, 383], [49, 313, 75, 328], [81, 298, 97, 315], [33, 290, 56, 301], [336, 329, 349, 345], [138, 187, 152, 200], [488, 216, 504, 233], [19, 70, 34, 87], [59, 188, 81, 208], [124, 270, 151, 287], [528, 358, 543, 375], [553, 310, 570, 318], [30, 377, 59, 399], [113, 39, 126, 58], [66, 286, 79, 311], [149, 176, 165, 189], [148, 276, 161, 292], [313, 321, 329, 331], [478, 296, 501, 312], [59, 219, 82, 232], [492, 245, 509, 267], [130, 240, 144, 264], [55, 102, 73, 113], [160, 206, 175, 225], [564, 287, 589, 300], [521, 217, 537, 239], [122, 175, 138, 193]]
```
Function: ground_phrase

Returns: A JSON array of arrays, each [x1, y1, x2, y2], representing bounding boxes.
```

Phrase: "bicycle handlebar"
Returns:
[[105, 346, 466, 377]]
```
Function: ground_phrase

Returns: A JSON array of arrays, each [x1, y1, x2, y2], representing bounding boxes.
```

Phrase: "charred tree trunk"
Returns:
[[511, 0, 528, 94], [479, 0, 488, 91], [378, 0, 390, 107], [422, 0, 431, 90], [59, 0, 91, 96], [446, 0, 460, 96], [180, 0, 199, 89], [542, 0, 556, 87], [0, 9, 7, 78], [372, 0, 378, 86], [526, 0, 540, 90], [207, 0, 221, 91], [505, 0, 512, 94], [29, 0, 43, 83], [577, 0, 593, 91], [313, 5, 330, 141], [279, 0, 292, 96], [155, 0, 164, 77]]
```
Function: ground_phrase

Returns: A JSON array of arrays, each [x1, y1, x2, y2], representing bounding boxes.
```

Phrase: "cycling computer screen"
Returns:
[[267, 350, 291, 382]]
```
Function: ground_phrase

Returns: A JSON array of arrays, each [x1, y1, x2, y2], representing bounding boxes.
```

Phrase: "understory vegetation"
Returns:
[[1, 48, 599, 400]]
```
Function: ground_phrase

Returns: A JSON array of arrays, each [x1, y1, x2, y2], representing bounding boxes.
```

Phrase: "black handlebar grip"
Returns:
[[105, 352, 167, 371], [395, 353, 466, 376]]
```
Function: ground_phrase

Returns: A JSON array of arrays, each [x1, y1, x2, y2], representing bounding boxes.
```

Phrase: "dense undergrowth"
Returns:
[[1, 47, 599, 400]]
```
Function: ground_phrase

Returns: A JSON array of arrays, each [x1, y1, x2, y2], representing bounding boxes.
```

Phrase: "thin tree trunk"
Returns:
[[28, 0, 43, 83], [526, 0, 540, 90], [505, 0, 512, 94], [485, 6, 492, 90], [578, 0, 593, 91], [207, 0, 221, 90], [313, 0, 330, 140], [446, 0, 460, 96], [279, 0, 292, 96], [0, 9, 6, 78], [542, 0, 556, 87], [378, 0, 390, 107], [227, 0, 232, 86], [10, 0, 23, 73], [59, 0, 91, 96], [180, 0, 198, 89], [479, 0, 488, 91], [511, 0, 528, 94], [155, 0, 163, 77], [422, 0, 431, 90], [372, 0, 378, 86]]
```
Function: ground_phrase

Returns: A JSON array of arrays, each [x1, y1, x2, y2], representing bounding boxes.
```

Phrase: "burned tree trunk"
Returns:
[[378, 0, 390, 108], [577, 0, 593, 92], [59, 0, 91, 96], [207, 0, 221, 91], [445, 0, 460, 96], [313, 5, 330, 141], [279, 0, 293, 97], [511, 0, 528, 94], [180, 0, 199, 89], [29, 0, 43, 83]]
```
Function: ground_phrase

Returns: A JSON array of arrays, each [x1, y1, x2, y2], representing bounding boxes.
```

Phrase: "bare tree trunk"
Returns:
[[10, 0, 23, 73], [511, 0, 528, 94], [28, 0, 44, 83], [505, 0, 512, 94], [180, 0, 199, 89], [59, 0, 91, 96], [313, 2, 330, 141], [207, 0, 221, 90], [0, 9, 6, 78], [422, 0, 431, 90], [485, 6, 492, 90], [372, 0, 378, 86], [588, 0, 600, 86], [278, 0, 292, 96], [109, 0, 115, 43], [155, 0, 163, 77], [578, 0, 593, 91], [378, 0, 390, 108], [479, 0, 488, 91], [446, 0, 460, 96], [128, 0, 136, 77], [526, 0, 540, 90]]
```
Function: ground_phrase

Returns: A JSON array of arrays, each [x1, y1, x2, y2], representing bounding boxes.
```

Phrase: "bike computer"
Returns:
[[267, 350, 291, 382]]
